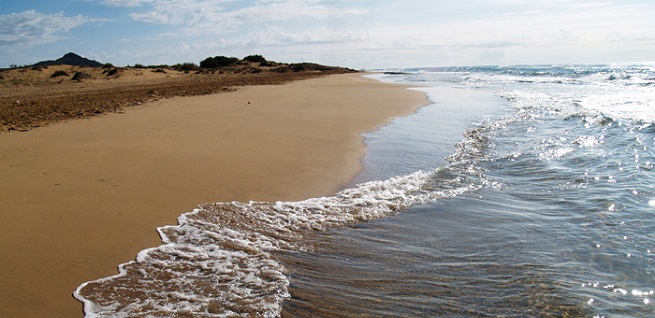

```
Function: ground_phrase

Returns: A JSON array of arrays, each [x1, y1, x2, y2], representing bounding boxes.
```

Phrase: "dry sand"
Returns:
[[0, 73, 427, 317]]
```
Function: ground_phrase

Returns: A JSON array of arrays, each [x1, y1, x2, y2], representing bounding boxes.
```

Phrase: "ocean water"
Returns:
[[75, 64, 655, 317]]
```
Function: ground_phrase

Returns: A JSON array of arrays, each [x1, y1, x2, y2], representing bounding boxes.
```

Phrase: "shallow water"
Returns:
[[282, 67, 655, 317], [76, 65, 655, 317]]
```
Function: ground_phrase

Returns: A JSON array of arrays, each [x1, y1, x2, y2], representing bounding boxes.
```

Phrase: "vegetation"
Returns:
[[173, 62, 200, 72], [71, 72, 92, 81], [4, 52, 350, 75], [146, 64, 171, 69], [200, 56, 239, 68], [50, 70, 70, 78], [243, 54, 265, 63], [243, 54, 267, 64], [199, 54, 274, 69], [105, 68, 119, 76], [292, 63, 334, 71]]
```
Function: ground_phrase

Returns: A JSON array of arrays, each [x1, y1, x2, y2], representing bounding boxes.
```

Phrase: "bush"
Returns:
[[270, 66, 289, 73], [220, 56, 239, 66], [200, 57, 219, 68], [106, 68, 119, 76], [72, 72, 92, 81], [289, 63, 332, 72], [173, 62, 199, 72], [200, 56, 239, 68], [243, 54, 266, 63], [51, 70, 70, 78], [290, 64, 306, 72]]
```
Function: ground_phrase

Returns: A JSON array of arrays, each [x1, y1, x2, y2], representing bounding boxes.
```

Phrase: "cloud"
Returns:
[[101, 0, 366, 36], [0, 10, 93, 46], [128, 1, 229, 27], [242, 25, 365, 46], [100, 0, 157, 7]]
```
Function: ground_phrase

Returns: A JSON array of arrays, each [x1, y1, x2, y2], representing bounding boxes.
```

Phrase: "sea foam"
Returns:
[[74, 149, 484, 317]]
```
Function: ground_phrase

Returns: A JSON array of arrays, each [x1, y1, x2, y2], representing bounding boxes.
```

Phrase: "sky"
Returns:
[[1, 0, 654, 69]]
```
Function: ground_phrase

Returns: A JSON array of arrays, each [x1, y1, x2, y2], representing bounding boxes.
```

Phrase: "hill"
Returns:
[[33, 52, 103, 68]]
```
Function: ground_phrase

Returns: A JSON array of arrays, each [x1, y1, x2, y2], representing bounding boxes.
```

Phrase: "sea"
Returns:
[[75, 64, 655, 317]]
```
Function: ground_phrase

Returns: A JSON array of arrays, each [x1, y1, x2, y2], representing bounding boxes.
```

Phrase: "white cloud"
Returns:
[[100, 0, 156, 7], [126, 0, 229, 26], [243, 25, 365, 46], [102, 0, 366, 36], [0, 10, 91, 45]]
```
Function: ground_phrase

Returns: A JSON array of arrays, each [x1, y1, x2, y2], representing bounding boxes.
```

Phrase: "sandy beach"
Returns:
[[0, 73, 427, 317]]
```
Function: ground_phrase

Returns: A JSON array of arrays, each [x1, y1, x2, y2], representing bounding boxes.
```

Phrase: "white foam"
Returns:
[[74, 157, 486, 316]]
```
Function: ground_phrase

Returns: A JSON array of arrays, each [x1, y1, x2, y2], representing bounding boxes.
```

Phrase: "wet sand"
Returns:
[[0, 73, 427, 317]]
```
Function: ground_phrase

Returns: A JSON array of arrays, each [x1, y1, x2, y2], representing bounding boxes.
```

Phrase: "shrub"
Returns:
[[290, 64, 306, 72], [200, 56, 239, 68], [51, 70, 70, 78], [270, 66, 289, 73], [72, 72, 92, 81], [220, 56, 239, 66], [289, 63, 332, 72], [173, 62, 199, 72], [243, 54, 266, 63], [102, 63, 114, 69], [200, 57, 219, 68]]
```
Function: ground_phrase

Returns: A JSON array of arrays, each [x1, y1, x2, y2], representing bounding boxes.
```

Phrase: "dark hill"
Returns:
[[33, 52, 103, 68]]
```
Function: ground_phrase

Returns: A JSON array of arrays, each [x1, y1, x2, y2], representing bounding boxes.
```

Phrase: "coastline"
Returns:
[[0, 73, 428, 317]]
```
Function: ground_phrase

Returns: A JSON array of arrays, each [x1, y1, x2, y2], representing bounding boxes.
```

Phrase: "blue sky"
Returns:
[[1, 0, 654, 69]]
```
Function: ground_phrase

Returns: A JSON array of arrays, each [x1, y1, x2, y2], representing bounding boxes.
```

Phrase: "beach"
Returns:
[[0, 73, 427, 317]]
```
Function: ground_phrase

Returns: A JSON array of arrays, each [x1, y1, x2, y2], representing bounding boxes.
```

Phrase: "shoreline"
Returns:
[[0, 73, 428, 317]]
